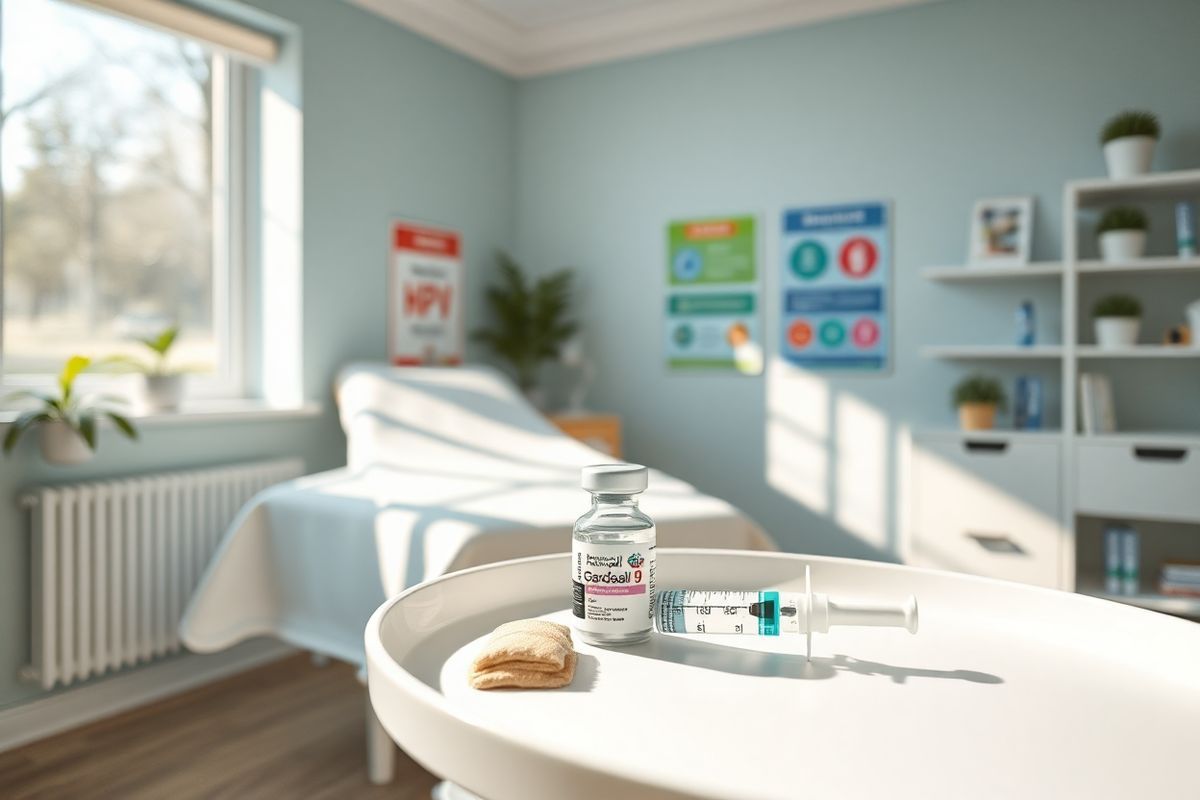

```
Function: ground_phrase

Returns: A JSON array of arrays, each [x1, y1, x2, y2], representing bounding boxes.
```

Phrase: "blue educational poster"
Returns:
[[780, 202, 890, 372]]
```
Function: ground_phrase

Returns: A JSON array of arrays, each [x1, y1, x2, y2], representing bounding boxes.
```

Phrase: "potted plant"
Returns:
[[472, 252, 578, 408], [1093, 294, 1142, 348], [119, 326, 188, 412], [1097, 207, 1148, 263], [1100, 110, 1160, 179], [3, 356, 138, 465], [953, 375, 1006, 431]]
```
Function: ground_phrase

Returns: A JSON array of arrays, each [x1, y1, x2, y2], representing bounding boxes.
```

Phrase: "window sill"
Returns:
[[0, 399, 322, 428]]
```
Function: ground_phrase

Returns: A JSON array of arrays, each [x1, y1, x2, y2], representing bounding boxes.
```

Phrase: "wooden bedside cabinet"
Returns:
[[549, 413, 622, 458]]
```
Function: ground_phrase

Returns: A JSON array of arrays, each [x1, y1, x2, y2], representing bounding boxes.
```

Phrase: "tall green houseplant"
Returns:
[[473, 253, 578, 393]]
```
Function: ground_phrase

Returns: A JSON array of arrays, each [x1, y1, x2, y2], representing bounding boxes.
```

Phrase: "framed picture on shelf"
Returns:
[[967, 196, 1034, 267]]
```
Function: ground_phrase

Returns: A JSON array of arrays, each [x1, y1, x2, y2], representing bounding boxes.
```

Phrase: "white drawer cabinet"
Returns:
[[911, 436, 1063, 589], [1076, 441, 1200, 523]]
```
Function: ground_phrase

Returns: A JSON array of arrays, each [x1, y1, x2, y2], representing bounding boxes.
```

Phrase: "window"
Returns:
[[0, 0, 247, 397]]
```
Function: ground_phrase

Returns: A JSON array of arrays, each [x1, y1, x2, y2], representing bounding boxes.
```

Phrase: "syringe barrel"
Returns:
[[656, 590, 801, 636], [655, 589, 919, 637]]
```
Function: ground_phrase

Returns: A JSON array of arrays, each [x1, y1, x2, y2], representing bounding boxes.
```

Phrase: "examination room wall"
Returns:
[[0, 0, 515, 710], [513, 0, 1200, 559]]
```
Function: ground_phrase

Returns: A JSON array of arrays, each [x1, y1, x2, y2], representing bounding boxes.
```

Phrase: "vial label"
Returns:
[[571, 534, 655, 635]]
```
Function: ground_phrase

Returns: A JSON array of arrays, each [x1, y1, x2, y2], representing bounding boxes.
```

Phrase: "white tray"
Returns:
[[366, 549, 1200, 800]]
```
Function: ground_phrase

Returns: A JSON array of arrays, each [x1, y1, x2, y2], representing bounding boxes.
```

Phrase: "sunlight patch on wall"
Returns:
[[765, 359, 830, 515], [834, 392, 889, 551]]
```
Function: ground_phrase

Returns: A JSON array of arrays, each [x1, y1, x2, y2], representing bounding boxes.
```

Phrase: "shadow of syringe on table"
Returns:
[[623, 636, 1002, 685]]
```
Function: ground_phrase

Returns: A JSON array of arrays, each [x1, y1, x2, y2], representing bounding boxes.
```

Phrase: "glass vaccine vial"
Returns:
[[572, 464, 656, 646]]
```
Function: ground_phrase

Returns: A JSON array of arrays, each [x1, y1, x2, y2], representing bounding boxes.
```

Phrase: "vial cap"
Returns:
[[581, 463, 648, 494]]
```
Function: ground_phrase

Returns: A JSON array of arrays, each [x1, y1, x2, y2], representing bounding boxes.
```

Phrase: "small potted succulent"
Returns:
[[3, 356, 138, 465], [953, 375, 1006, 431], [1097, 207, 1148, 263], [1093, 294, 1142, 348], [1100, 111, 1160, 179], [121, 326, 188, 412]]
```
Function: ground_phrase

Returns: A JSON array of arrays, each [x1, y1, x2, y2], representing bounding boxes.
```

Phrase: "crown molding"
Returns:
[[348, 0, 523, 74], [346, 0, 937, 78]]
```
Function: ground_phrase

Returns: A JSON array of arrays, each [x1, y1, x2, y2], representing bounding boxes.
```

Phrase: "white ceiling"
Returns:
[[347, 0, 938, 77], [470, 0, 654, 28]]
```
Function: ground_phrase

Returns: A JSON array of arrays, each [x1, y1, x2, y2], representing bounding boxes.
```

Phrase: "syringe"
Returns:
[[655, 566, 918, 659]]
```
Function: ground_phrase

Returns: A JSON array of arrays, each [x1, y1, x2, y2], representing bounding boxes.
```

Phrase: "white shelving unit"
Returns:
[[1070, 167, 1200, 202], [922, 262, 1064, 281], [1076, 256, 1200, 275], [1080, 431, 1200, 448], [922, 345, 1063, 359], [912, 428, 1063, 443], [1075, 345, 1200, 358], [914, 167, 1200, 619]]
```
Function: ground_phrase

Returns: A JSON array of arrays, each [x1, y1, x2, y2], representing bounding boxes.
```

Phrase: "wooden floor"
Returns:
[[0, 655, 439, 799]]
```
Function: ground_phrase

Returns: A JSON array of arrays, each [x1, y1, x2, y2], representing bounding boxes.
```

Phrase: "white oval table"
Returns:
[[365, 549, 1200, 800]]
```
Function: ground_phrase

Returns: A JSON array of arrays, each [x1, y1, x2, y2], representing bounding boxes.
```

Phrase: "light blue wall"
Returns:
[[0, 0, 515, 709], [5, 0, 1200, 713], [513, 0, 1200, 559]]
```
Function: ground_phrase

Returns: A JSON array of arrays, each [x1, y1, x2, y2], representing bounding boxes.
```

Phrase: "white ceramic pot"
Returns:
[[1095, 317, 1140, 348], [1103, 135, 1156, 179], [1099, 230, 1147, 263], [142, 373, 185, 412], [40, 421, 93, 465]]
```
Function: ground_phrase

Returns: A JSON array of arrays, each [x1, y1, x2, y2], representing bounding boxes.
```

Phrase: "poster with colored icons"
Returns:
[[780, 202, 890, 372], [665, 215, 763, 375]]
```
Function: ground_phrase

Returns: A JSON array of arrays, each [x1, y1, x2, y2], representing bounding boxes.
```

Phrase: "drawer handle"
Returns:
[[1133, 446, 1188, 462], [964, 441, 1008, 454], [966, 532, 1026, 555]]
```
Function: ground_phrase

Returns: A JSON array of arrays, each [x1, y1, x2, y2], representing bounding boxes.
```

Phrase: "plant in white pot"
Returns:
[[3, 356, 138, 465], [1093, 294, 1142, 349], [1097, 206, 1148, 263], [953, 375, 1006, 431], [122, 326, 189, 412], [1100, 110, 1160, 179], [472, 252, 578, 408]]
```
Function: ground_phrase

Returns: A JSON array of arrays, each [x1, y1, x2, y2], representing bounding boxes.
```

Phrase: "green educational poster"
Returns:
[[665, 215, 763, 374]]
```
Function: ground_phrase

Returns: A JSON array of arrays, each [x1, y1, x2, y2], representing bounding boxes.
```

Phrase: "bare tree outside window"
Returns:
[[1, 0, 225, 377]]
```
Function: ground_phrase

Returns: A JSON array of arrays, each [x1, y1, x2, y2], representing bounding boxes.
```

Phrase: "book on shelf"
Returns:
[[1162, 562, 1200, 581], [1158, 561, 1200, 596], [1079, 373, 1116, 435], [1160, 582, 1200, 598]]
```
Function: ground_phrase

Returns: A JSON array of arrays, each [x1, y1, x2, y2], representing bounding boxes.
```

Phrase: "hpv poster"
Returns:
[[664, 215, 763, 375], [780, 202, 891, 372], [389, 221, 463, 366]]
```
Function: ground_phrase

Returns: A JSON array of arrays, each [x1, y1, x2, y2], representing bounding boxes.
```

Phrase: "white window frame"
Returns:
[[0, 3, 253, 404]]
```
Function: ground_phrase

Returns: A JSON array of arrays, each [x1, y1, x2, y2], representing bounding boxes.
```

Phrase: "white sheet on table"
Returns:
[[181, 364, 774, 665]]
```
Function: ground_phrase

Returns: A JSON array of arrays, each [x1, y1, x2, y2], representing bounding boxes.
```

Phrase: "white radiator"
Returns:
[[21, 458, 303, 690]]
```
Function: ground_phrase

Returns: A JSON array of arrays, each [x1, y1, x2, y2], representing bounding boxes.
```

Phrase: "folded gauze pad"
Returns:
[[470, 619, 577, 690]]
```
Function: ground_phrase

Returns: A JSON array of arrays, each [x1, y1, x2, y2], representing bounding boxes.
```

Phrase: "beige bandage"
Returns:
[[470, 619, 577, 690]]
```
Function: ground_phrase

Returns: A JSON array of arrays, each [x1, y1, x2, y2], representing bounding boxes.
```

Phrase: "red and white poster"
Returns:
[[389, 221, 462, 366]]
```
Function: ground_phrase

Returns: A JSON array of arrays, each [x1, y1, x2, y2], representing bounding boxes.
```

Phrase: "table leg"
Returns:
[[365, 692, 395, 785]]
